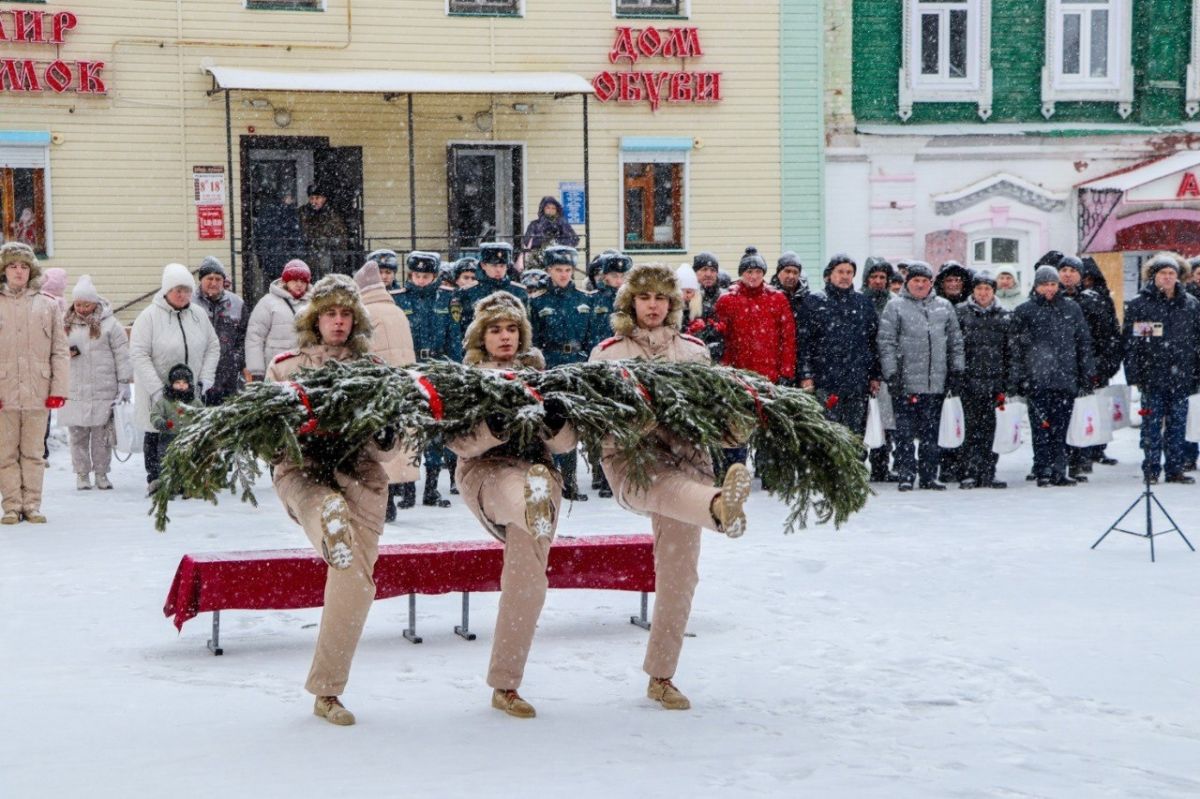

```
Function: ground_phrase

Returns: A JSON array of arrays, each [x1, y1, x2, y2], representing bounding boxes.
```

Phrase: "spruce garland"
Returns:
[[152, 358, 869, 534]]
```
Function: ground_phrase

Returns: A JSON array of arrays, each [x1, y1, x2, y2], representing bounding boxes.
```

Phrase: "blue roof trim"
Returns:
[[0, 131, 51, 146], [620, 136, 693, 152]]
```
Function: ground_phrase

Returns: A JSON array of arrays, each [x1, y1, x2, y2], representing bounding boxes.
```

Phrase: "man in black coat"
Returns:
[[685, 251, 727, 361], [1058, 255, 1122, 477], [1008, 266, 1096, 487], [934, 260, 974, 481], [796, 255, 881, 437], [955, 270, 1011, 489], [861, 257, 897, 481], [1122, 254, 1200, 483]]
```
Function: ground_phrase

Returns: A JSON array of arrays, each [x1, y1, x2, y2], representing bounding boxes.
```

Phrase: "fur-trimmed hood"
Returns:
[[462, 290, 535, 365], [610, 263, 683, 337], [293, 274, 372, 354]]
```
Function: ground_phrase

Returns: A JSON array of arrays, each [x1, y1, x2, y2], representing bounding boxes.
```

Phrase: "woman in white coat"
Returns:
[[245, 259, 312, 379], [61, 276, 133, 490], [129, 263, 219, 490]]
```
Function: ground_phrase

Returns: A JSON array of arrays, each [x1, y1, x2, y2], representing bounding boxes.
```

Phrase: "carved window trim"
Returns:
[[1188, 0, 1200, 116], [898, 0, 993, 122], [1041, 0, 1133, 119]]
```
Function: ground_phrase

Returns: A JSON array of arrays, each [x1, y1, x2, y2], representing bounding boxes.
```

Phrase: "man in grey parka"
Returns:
[[877, 261, 966, 491]]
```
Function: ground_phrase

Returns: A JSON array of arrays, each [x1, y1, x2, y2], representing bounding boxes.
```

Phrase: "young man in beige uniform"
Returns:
[[0, 242, 69, 524], [588, 263, 751, 710], [265, 274, 398, 727], [447, 292, 577, 719]]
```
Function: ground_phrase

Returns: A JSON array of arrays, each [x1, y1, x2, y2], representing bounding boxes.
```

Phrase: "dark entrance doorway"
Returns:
[[447, 143, 523, 258], [241, 136, 364, 302]]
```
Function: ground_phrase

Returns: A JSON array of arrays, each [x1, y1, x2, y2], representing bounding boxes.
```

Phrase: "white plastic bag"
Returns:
[[937, 395, 965, 449], [112, 399, 140, 455], [875, 382, 896, 430], [863, 398, 885, 449], [1066, 394, 1108, 448], [1104, 384, 1132, 430], [991, 400, 1025, 455], [1187, 394, 1200, 443]]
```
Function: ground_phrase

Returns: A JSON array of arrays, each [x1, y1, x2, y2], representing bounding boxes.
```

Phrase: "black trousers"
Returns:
[[960, 392, 999, 483], [1028, 390, 1074, 479], [891, 393, 943, 484], [144, 432, 161, 483]]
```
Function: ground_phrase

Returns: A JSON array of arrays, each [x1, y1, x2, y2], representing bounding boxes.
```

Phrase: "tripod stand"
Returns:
[[1092, 474, 1195, 562]]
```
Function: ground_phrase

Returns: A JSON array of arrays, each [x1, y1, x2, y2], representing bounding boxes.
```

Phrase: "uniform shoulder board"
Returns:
[[598, 336, 625, 350], [272, 350, 299, 364], [680, 333, 706, 347], [438, 285, 455, 292]]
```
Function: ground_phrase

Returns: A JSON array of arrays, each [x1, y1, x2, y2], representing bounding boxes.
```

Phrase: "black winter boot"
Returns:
[[397, 482, 416, 509], [559, 452, 589, 502], [423, 469, 451, 508]]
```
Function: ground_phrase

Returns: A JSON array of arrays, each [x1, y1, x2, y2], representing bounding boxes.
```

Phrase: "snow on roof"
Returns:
[[205, 66, 594, 96], [1077, 150, 1200, 191]]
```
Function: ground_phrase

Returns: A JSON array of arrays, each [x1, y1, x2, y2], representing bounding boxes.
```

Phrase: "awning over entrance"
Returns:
[[204, 66, 594, 96]]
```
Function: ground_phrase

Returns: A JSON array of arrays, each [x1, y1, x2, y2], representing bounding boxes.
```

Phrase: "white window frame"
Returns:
[[613, 0, 688, 17], [446, 0, 523, 16], [0, 140, 54, 258], [1187, 0, 1200, 116], [1041, 0, 1133, 119], [898, 0, 993, 121], [618, 149, 689, 255]]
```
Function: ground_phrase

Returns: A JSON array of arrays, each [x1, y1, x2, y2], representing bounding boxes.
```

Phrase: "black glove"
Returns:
[[945, 371, 966, 397], [373, 425, 398, 451], [543, 397, 569, 435], [886, 375, 903, 398], [203, 387, 221, 406], [485, 412, 508, 438]]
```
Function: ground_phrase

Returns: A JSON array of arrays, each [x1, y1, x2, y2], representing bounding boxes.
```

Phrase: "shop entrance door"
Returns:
[[241, 136, 364, 301], [447, 143, 522, 257]]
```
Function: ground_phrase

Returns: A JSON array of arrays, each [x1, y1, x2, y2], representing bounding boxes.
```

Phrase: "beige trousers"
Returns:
[[274, 461, 387, 697], [457, 457, 562, 690], [0, 410, 50, 514], [602, 451, 719, 679], [70, 421, 114, 476]]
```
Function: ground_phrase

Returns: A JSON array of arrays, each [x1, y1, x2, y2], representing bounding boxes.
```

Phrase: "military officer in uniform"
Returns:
[[452, 243, 529, 335], [391, 250, 460, 509], [584, 250, 632, 497], [367, 248, 401, 292], [530, 245, 595, 501]]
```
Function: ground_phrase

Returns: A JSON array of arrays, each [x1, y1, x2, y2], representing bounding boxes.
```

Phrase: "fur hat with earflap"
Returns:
[[462, 290, 542, 368], [1, 241, 41, 285], [610, 263, 683, 337], [293, 274, 373, 354]]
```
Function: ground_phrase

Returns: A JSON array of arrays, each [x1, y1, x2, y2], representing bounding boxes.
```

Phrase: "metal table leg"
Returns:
[[630, 592, 651, 630], [207, 610, 224, 655], [454, 592, 477, 640], [402, 594, 423, 644]]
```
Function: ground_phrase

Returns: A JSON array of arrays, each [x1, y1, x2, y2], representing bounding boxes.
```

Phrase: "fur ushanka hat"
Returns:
[[610, 263, 683, 337], [293, 274, 372, 354], [462, 290, 543, 368], [1, 241, 41, 283]]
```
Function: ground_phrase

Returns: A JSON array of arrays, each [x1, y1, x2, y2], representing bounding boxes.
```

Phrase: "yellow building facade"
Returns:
[[0, 0, 798, 316]]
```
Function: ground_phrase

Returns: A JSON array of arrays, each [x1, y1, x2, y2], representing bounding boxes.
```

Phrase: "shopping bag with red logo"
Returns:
[[1187, 394, 1200, 443], [991, 400, 1025, 455], [1104, 384, 1131, 430], [1066, 394, 1107, 448], [937, 395, 965, 448], [863, 397, 885, 449]]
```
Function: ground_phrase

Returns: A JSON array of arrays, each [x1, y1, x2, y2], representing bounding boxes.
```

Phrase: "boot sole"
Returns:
[[313, 701, 355, 726], [718, 463, 751, 538], [524, 464, 555, 540], [319, 495, 354, 570]]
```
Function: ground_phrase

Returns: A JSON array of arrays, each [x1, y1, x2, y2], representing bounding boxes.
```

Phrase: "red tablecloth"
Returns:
[[164, 534, 655, 630]]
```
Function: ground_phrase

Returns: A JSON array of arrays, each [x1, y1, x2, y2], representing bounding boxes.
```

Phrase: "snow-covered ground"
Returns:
[[4, 427, 1200, 798]]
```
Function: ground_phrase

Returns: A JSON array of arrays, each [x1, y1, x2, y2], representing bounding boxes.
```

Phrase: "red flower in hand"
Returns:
[[166, 420, 175, 430], [686, 318, 707, 335], [1040, 419, 1051, 429], [45, 396, 66, 410], [1138, 407, 1151, 418], [825, 393, 840, 410]]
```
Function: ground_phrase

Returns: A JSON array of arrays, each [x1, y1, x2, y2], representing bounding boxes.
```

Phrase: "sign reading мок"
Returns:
[[592, 26, 721, 112], [0, 8, 106, 95]]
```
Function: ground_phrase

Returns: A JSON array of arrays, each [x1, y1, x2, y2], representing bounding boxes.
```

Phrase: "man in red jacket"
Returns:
[[714, 246, 797, 383], [714, 246, 797, 473]]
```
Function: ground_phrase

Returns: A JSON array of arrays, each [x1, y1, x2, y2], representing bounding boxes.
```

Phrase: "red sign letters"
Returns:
[[593, 26, 721, 112], [0, 9, 106, 95]]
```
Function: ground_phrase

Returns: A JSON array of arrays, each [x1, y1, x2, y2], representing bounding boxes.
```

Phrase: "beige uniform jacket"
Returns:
[[359, 282, 419, 483], [0, 285, 69, 410]]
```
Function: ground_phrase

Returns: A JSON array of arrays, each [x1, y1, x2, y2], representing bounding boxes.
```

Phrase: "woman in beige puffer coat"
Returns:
[[61, 275, 132, 490]]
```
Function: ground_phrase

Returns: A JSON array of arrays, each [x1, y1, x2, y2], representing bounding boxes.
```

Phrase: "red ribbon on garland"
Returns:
[[415, 375, 444, 420], [501, 371, 543, 402], [619, 367, 654, 406], [734, 376, 768, 427], [288, 381, 319, 435]]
